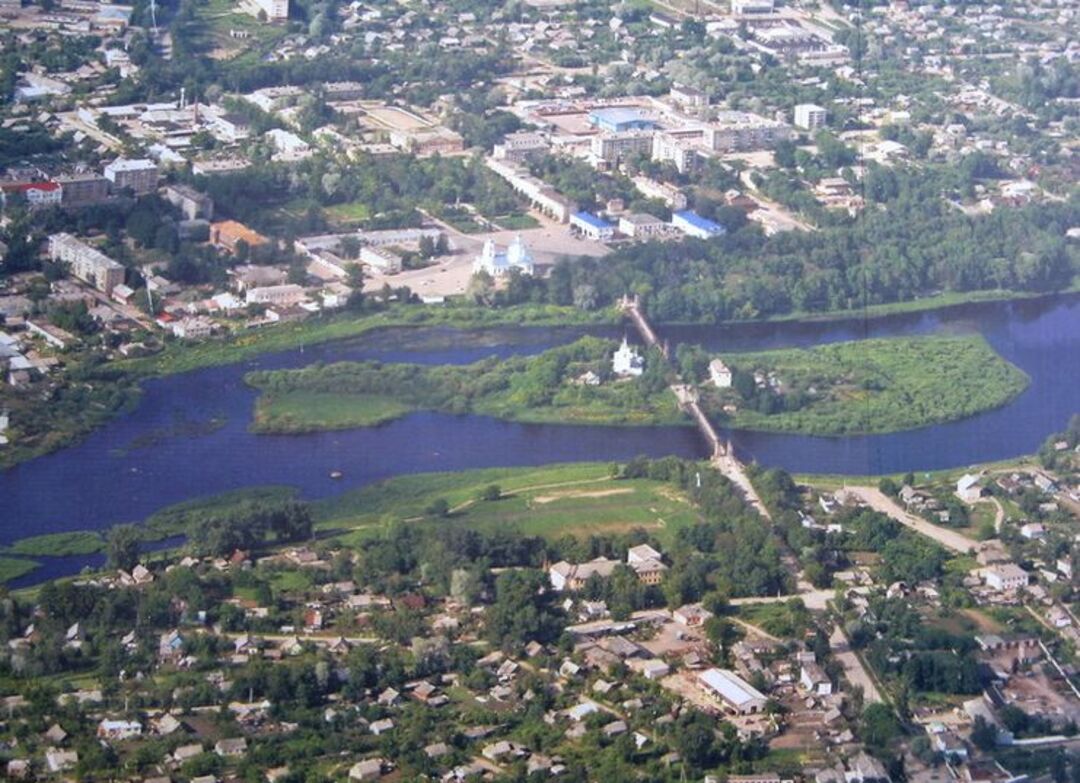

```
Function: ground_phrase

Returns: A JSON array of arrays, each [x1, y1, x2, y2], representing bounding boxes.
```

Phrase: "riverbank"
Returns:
[[699, 335, 1029, 436], [246, 336, 682, 432], [118, 302, 616, 378]]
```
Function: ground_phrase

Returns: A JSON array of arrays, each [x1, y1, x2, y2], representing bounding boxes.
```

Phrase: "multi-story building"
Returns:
[[590, 130, 655, 164], [618, 213, 666, 239], [103, 158, 158, 195], [485, 158, 576, 223], [669, 84, 709, 110], [246, 0, 288, 20], [56, 174, 110, 207], [49, 233, 125, 295], [492, 132, 549, 163], [706, 112, 794, 152], [793, 103, 827, 130], [651, 132, 700, 174], [0, 181, 62, 208], [164, 184, 214, 221]]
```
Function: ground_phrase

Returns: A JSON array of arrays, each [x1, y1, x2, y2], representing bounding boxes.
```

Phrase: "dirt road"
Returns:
[[845, 486, 979, 554]]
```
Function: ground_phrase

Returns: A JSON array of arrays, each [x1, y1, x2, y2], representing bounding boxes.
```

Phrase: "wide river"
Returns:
[[2, 293, 1078, 584]]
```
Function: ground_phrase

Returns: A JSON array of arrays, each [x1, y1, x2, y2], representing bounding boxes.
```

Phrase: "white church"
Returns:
[[612, 337, 644, 377], [473, 235, 534, 277]]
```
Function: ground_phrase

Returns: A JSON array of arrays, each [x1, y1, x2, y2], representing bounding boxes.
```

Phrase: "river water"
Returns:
[[1, 294, 1077, 584]]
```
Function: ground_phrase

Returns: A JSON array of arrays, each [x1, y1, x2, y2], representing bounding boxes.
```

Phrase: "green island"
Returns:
[[245, 336, 680, 433], [684, 334, 1029, 435], [4, 531, 104, 557], [246, 333, 1029, 437]]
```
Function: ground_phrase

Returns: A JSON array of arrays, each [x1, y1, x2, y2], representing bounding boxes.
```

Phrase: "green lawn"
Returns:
[[253, 391, 411, 433], [495, 214, 541, 230], [324, 201, 372, 226], [315, 462, 704, 546], [706, 335, 1028, 435]]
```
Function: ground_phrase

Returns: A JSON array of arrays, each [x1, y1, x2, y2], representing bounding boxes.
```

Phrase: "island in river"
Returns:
[[245, 334, 1028, 437]]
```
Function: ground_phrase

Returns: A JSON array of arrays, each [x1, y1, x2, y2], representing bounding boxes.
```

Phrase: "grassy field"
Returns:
[[253, 391, 411, 432], [6, 531, 104, 557], [708, 335, 1028, 435], [246, 336, 683, 433], [324, 201, 372, 226], [315, 462, 704, 546]]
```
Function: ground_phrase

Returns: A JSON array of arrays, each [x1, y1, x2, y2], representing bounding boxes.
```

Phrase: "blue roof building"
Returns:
[[672, 210, 726, 240], [588, 108, 658, 134], [570, 211, 616, 240]]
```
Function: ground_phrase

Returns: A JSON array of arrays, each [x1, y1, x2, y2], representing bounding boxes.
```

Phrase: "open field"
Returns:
[[708, 335, 1028, 435], [315, 462, 704, 546]]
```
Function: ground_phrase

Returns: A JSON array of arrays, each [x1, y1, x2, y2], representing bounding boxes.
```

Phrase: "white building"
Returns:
[[492, 132, 549, 162], [473, 235, 534, 277], [793, 104, 827, 130], [612, 337, 644, 377], [103, 158, 158, 195], [956, 473, 983, 502], [171, 316, 215, 340], [698, 668, 767, 714], [709, 358, 733, 388], [984, 563, 1028, 592], [570, 212, 616, 241], [246, 284, 306, 307], [49, 233, 125, 296], [245, 0, 289, 20], [618, 213, 666, 239]]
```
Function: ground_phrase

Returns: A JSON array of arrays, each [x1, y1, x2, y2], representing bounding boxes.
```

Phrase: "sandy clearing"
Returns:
[[533, 487, 635, 505]]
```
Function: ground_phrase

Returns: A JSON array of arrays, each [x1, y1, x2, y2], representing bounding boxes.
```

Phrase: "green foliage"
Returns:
[[245, 337, 680, 433], [702, 335, 1028, 435], [7, 531, 104, 557]]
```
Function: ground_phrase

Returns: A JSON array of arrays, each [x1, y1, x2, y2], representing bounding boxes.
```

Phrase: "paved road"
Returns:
[[730, 587, 835, 611], [830, 626, 883, 704], [846, 486, 979, 554]]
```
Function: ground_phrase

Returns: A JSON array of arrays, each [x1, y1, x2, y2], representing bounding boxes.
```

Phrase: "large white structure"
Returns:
[[793, 103, 827, 130], [698, 668, 767, 714], [49, 233, 125, 295], [612, 337, 644, 377], [245, 284, 306, 307], [473, 235, 534, 277]]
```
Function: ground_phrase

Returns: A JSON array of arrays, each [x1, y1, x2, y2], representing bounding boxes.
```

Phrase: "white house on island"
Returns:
[[708, 358, 733, 388], [473, 235, 534, 277], [612, 337, 644, 377]]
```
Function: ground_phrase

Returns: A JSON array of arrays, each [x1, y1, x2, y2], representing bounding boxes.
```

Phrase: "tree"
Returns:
[[425, 498, 451, 518], [106, 524, 141, 571], [485, 569, 562, 651], [478, 484, 501, 502], [860, 703, 900, 752]]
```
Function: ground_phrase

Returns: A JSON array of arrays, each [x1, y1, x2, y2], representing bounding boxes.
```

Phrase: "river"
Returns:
[[1, 294, 1077, 585]]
